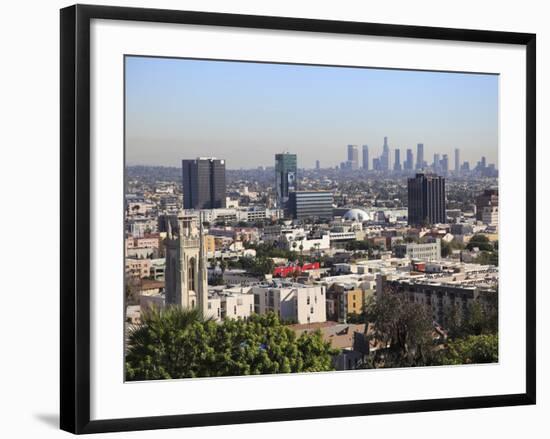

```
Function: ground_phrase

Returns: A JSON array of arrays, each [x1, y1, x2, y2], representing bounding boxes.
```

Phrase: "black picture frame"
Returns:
[[60, 4, 536, 434]]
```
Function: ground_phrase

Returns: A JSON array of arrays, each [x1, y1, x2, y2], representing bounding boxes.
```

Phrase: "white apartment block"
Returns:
[[206, 291, 255, 322], [482, 206, 498, 227], [251, 283, 327, 324], [394, 239, 441, 261]]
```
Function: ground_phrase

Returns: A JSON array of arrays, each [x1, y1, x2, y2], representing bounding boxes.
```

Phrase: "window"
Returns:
[[208, 302, 212, 309], [234, 305, 237, 315], [187, 257, 196, 291], [310, 307, 314, 314]]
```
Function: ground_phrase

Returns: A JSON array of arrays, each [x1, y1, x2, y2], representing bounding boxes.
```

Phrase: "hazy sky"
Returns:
[[125, 56, 498, 169]]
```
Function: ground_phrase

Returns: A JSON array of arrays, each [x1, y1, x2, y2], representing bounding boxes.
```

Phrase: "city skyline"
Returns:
[[125, 56, 499, 169]]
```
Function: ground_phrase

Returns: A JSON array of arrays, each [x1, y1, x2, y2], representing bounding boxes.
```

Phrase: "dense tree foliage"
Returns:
[[244, 242, 299, 261], [440, 239, 465, 258], [227, 255, 275, 276], [444, 297, 498, 339], [363, 294, 436, 368], [466, 234, 494, 251], [358, 289, 498, 369], [438, 334, 498, 365], [126, 308, 336, 381]]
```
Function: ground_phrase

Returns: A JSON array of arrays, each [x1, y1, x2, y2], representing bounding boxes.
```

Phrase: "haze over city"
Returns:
[[125, 56, 499, 169]]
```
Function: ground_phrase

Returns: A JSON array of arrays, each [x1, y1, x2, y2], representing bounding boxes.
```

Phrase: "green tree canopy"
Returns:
[[443, 297, 498, 339], [438, 334, 498, 365], [126, 308, 336, 381], [466, 234, 493, 251], [363, 293, 435, 368]]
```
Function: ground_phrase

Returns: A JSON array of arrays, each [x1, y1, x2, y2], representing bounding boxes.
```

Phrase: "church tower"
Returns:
[[165, 212, 208, 316]]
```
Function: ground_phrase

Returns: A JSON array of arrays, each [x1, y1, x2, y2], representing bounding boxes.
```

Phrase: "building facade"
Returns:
[[164, 214, 209, 316], [380, 136, 390, 171], [394, 239, 441, 260], [182, 158, 226, 209], [252, 283, 327, 324], [482, 206, 498, 227], [416, 143, 425, 170], [362, 144, 369, 170], [288, 191, 334, 220], [347, 144, 359, 169], [475, 189, 499, 221], [382, 277, 496, 326], [393, 148, 401, 171], [275, 153, 297, 207], [407, 173, 446, 226]]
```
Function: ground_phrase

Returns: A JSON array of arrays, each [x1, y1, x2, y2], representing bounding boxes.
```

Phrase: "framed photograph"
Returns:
[[60, 4, 536, 434]]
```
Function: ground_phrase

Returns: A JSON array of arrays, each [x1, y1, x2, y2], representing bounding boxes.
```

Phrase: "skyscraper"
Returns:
[[381, 136, 390, 171], [416, 143, 425, 170], [454, 148, 460, 173], [441, 154, 449, 174], [393, 148, 401, 171], [315, 160, 320, 170], [407, 173, 446, 226], [275, 152, 297, 207], [347, 144, 359, 169], [404, 148, 414, 171], [182, 158, 226, 210], [362, 145, 369, 170], [433, 153, 440, 172]]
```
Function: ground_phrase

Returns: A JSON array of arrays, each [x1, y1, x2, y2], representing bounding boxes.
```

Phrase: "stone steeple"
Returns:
[[164, 212, 209, 316]]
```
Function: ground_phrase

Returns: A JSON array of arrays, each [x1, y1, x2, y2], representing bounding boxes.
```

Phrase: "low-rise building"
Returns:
[[125, 258, 152, 279], [326, 283, 372, 322], [394, 239, 441, 261], [252, 282, 327, 324], [379, 264, 498, 324], [482, 205, 498, 227]]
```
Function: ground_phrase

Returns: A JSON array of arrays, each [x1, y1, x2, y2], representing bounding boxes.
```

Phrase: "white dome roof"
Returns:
[[343, 209, 369, 222]]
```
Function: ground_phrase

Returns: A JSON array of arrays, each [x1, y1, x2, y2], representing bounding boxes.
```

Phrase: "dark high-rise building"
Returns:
[[275, 153, 297, 207], [362, 145, 369, 170], [454, 148, 460, 173], [416, 143, 425, 170], [407, 173, 446, 226], [182, 158, 226, 210], [404, 148, 414, 170], [393, 148, 401, 171], [372, 158, 381, 171], [315, 160, 320, 170], [288, 191, 334, 220]]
